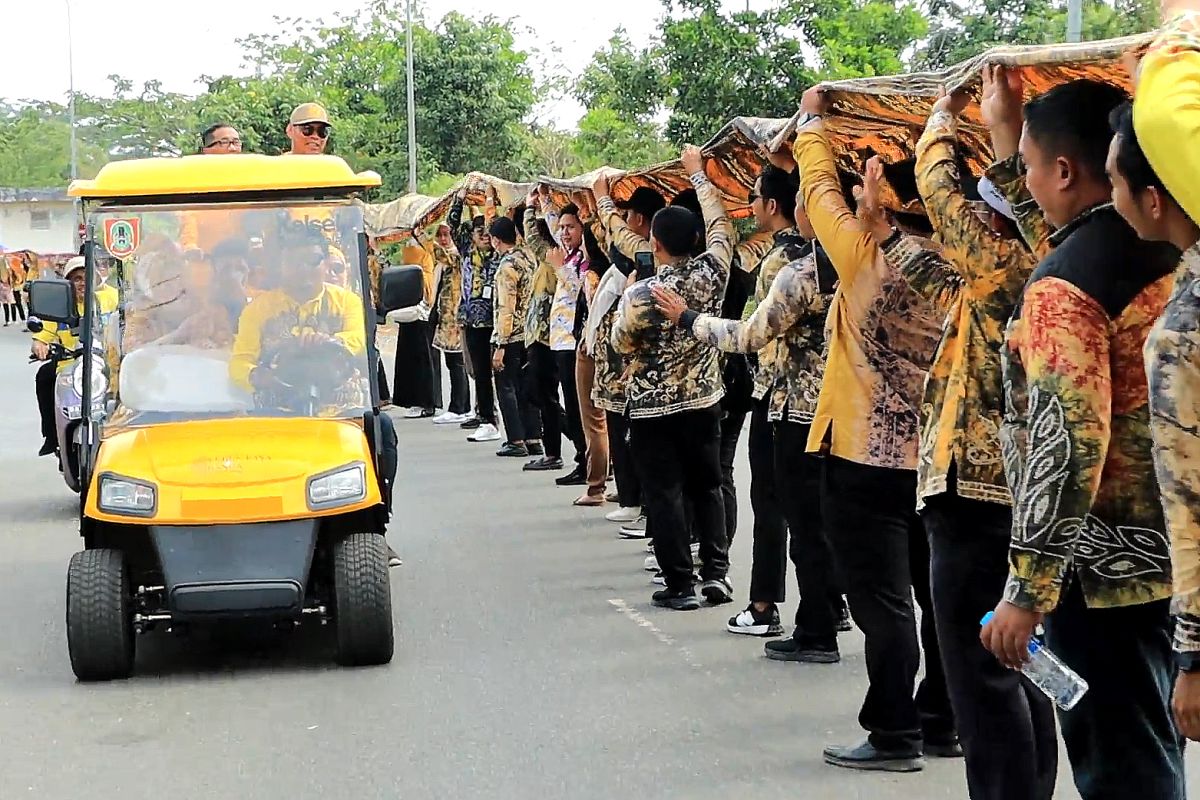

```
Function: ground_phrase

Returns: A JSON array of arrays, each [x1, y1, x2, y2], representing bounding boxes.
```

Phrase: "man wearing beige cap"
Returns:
[[285, 103, 331, 155]]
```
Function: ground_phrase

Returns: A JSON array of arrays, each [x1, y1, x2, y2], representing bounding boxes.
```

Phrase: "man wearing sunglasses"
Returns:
[[286, 103, 332, 155]]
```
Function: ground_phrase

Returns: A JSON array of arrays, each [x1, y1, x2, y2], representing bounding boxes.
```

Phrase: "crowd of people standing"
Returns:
[[379, 7, 1200, 797]]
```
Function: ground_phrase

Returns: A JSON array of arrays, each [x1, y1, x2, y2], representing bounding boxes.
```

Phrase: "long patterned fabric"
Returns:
[[539, 117, 792, 220], [365, 172, 533, 241], [771, 34, 1150, 214]]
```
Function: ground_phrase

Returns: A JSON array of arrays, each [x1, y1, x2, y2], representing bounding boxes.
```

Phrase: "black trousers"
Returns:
[[1046, 581, 1184, 799], [607, 411, 641, 508], [822, 455, 954, 750], [463, 326, 497, 424], [35, 360, 55, 441], [496, 342, 541, 443], [719, 409, 746, 544], [553, 348, 585, 468], [376, 356, 390, 402], [631, 405, 727, 593], [393, 320, 436, 410], [922, 488, 1058, 800], [526, 343, 564, 460], [439, 350, 470, 415], [771, 421, 842, 642], [424, 319, 442, 409], [748, 400, 787, 598]]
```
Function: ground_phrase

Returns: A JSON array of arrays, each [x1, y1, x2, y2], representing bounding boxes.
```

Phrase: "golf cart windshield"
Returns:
[[90, 200, 373, 430]]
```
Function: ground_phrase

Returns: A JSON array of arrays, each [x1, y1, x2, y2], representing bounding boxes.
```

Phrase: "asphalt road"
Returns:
[[0, 324, 1194, 799]]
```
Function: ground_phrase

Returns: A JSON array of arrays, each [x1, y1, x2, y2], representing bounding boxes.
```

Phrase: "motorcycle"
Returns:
[[27, 318, 110, 493]]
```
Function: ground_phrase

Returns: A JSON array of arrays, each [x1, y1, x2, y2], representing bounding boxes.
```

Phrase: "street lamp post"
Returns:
[[405, 0, 417, 194]]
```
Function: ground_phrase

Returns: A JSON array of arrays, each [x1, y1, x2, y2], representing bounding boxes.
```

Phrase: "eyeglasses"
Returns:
[[300, 124, 330, 139], [205, 137, 242, 149]]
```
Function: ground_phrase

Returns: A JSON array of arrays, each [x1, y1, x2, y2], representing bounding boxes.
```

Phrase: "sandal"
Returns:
[[573, 494, 605, 507]]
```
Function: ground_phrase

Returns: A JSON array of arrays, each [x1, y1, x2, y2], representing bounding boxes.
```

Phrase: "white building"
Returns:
[[0, 187, 76, 254]]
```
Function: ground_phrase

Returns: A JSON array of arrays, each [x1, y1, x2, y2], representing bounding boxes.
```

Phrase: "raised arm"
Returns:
[[683, 145, 735, 271], [792, 90, 875, 287]]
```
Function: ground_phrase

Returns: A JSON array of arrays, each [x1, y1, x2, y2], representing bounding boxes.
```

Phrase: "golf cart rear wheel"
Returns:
[[332, 533, 394, 666], [66, 549, 135, 681]]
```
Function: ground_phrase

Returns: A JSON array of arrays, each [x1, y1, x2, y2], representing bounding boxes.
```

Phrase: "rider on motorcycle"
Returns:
[[31, 256, 119, 456]]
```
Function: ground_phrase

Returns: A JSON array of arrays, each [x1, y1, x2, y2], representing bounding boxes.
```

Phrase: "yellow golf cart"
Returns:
[[25, 154, 423, 680]]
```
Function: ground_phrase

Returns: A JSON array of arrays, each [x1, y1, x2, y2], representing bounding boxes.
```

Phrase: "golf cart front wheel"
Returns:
[[66, 549, 135, 681], [332, 533, 394, 666]]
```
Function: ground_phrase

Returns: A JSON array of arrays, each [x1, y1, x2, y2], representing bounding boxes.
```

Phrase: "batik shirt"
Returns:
[[492, 247, 535, 346], [990, 158, 1179, 612], [889, 111, 1042, 510], [448, 196, 500, 329], [681, 245, 835, 424], [748, 229, 810, 402], [793, 119, 943, 469], [431, 242, 464, 353], [611, 172, 733, 419], [522, 208, 557, 349], [1146, 244, 1200, 651]]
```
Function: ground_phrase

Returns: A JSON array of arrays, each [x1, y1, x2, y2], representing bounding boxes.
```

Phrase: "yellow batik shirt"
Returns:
[[793, 119, 943, 470]]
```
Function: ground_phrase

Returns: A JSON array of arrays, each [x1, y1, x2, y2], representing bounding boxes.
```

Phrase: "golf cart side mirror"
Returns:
[[27, 280, 77, 325], [26, 316, 44, 334], [380, 265, 425, 314]]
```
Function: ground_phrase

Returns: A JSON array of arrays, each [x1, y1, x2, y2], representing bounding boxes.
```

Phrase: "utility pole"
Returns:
[[1067, 0, 1084, 43], [406, 0, 417, 194], [66, 0, 80, 252]]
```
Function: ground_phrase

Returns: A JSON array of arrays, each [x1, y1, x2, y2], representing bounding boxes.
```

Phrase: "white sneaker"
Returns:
[[404, 406, 425, 419], [469, 423, 501, 442], [619, 516, 649, 539], [433, 411, 465, 425], [606, 506, 642, 523], [644, 554, 658, 572]]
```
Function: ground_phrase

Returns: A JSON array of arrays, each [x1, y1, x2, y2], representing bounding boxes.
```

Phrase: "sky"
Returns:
[[2, 0, 772, 129]]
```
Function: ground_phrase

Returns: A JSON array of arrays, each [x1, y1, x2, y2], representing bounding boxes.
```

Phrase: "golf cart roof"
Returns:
[[68, 155, 382, 200]]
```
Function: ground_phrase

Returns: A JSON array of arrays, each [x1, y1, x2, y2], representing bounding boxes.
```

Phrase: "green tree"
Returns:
[[0, 104, 106, 186], [918, 0, 1158, 68], [573, 108, 674, 170]]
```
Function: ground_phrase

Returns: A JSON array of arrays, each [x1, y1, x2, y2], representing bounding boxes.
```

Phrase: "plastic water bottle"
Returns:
[[980, 611, 1089, 711]]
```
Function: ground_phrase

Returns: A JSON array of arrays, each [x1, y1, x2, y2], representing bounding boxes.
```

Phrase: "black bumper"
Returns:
[[150, 520, 318, 618]]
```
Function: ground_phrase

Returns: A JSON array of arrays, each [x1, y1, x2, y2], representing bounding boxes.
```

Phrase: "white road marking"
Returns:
[[607, 598, 704, 669]]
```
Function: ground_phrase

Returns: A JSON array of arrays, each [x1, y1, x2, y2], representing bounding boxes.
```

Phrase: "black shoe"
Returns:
[[924, 737, 964, 759], [496, 442, 529, 458], [700, 578, 734, 606], [764, 635, 840, 663], [727, 605, 784, 636], [526, 442, 544, 456], [555, 466, 587, 486], [459, 416, 482, 430], [823, 740, 924, 773], [651, 589, 700, 611], [38, 438, 56, 457], [524, 456, 564, 472], [836, 604, 853, 633]]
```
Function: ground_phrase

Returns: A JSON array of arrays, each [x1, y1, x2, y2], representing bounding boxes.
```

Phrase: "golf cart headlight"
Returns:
[[307, 463, 366, 509], [70, 359, 109, 399], [98, 474, 157, 516]]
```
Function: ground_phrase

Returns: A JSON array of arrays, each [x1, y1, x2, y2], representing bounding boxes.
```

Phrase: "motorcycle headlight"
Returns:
[[98, 474, 157, 517], [307, 463, 367, 510], [70, 358, 109, 399]]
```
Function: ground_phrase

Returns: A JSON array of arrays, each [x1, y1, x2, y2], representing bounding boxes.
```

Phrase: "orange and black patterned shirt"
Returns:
[[990, 157, 1179, 612]]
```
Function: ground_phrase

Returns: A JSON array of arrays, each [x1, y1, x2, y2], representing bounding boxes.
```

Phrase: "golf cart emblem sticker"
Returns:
[[102, 218, 141, 258]]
